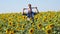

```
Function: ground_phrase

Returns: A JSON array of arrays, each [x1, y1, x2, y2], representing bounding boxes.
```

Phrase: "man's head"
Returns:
[[28, 4, 31, 8]]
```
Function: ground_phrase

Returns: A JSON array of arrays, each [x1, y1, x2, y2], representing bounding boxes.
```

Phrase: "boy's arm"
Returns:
[[35, 7, 39, 13], [32, 7, 39, 13], [23, 8, 25, 14], [23, 8, 27, 15]]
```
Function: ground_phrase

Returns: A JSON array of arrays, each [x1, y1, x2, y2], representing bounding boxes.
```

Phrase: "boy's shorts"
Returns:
[[23, 11, 37, 18], [27, 12, 35, 18]]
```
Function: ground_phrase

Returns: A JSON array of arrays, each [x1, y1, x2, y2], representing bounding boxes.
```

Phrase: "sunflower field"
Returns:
[[0, 11, 60, 34]]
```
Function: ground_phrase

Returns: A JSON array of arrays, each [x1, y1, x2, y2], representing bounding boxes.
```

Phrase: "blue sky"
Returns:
[[0, 0, 60, 13]]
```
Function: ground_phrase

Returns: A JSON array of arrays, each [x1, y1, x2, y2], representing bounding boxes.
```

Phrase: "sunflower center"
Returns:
[[39, 24, 42, 27], [30, 30, 33, 33], [47, 30, 51, 33]]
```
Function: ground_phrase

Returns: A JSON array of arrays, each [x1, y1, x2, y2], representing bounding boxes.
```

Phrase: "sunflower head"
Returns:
[[29, 28, 34, 34], [21, 24, 25, 30], [8, 18, 13, 21], [0, 27, 2, 30], [22, 16, 26, 19], [45, 29, 52, 34], [17, 23, 20, 27], [16, 27, 21, 31], [8, 21, 13, 26], [37, 23, 42, 29], [6, 29, 10, 34], [31, 23, 35, 27], [9, 30, 14, 34], [46, 24, 54, 29], [49, 24, 54, 29], [17, 19, 20, 23], [12, 14, 16, 17]]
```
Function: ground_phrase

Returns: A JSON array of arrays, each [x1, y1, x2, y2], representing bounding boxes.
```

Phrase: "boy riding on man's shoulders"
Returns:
[[23, 4, 39, 22], [23, 4, 39, 17]]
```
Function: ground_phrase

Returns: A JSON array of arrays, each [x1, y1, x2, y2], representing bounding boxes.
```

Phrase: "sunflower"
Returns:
[[49, 13, 55, 18], [6, 15, 9, 18], [46, 24, 54, 29], [6, 29, 10, 34], [3, 20, 6, 23], [45, 25, 50, 29], [0, 27, 2, 30], [16, 27, 21, 31], [1, 15, 5, 19], [42, 17, 46, 22], [17, 19, 20, 23], [1, 17, 4, 19], [21, 24, 25, 30], [22, 16, 25, 19], [17, 23, 20, 27], [31, 23, 35, 27], [8, 18, 13, 21], [29, 28, 34, 34], [17, 16, 21, 19], [37, 23, 42, 29], [45, 29, 52, 34], [34, 15, 38, 19], [2, 18, 7, 23], [49, 24, 54, 29], [9, 30, 14, 34], [8, 21, 13, 26], [24, 16, 27, 19], [12, 24, 16, 28], [44, 16, 47, 19], [12, 14, 16, 17]]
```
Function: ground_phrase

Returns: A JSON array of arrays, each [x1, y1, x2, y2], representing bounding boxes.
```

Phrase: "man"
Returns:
[[23, 4, 39, 22]]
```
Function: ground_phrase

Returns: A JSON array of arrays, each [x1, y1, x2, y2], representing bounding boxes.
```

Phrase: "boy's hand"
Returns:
[[23, 8, 25, 14], [23, 8, 25, 10], [35, 7, 37, 9], [35, 7, 39, 13]]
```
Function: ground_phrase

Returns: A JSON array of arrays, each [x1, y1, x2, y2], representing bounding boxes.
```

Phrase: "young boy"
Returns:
[[23, 4, 39, 22]]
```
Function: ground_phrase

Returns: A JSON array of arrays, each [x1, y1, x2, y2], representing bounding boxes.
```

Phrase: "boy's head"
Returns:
[[28, 4, 31, 8]]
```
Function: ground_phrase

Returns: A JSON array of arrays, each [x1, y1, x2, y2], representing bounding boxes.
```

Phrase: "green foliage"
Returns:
[[0, 11, 60, 34]]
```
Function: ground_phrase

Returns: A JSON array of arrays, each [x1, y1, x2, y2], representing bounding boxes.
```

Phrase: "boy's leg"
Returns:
[[32, 17, 34, 23], [27, 17, 30, 21], [27, 12, 34, 22], [27, 13, 31, 21], [31, 13, 34, 23]]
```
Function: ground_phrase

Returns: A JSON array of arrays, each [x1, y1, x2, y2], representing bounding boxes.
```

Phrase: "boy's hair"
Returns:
[[28, 4, 31, 6]]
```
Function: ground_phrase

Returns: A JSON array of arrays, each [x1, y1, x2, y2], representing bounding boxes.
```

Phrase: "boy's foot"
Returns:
[[27, 18, 30, 21]]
